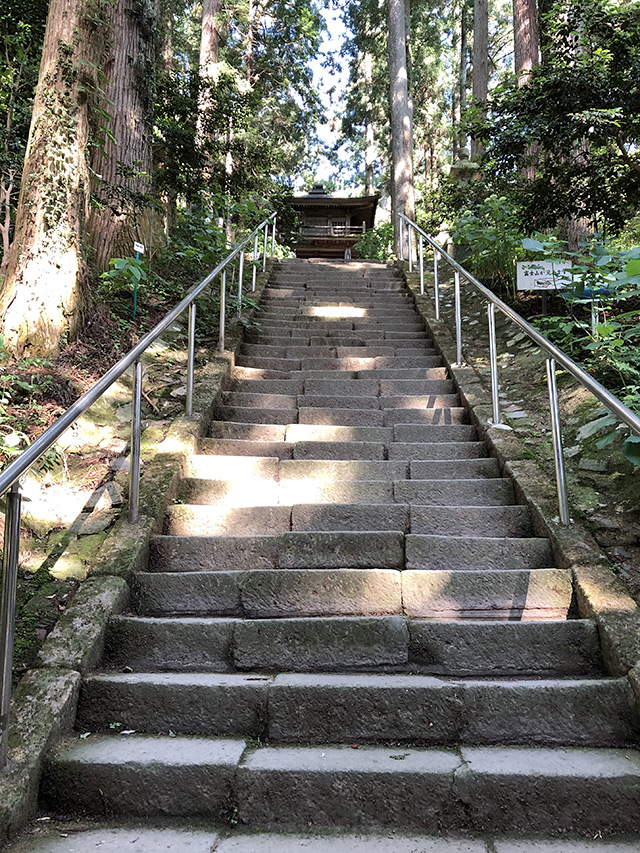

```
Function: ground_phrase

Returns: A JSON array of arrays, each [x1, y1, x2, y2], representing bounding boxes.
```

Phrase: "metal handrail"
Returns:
[[0, 210, 276, 768], [398, 212, 640, 525]]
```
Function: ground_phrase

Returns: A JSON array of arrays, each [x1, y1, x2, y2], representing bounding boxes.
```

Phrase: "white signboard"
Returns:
[[517, 261, 572, 291], [133, 241, 145, 254]]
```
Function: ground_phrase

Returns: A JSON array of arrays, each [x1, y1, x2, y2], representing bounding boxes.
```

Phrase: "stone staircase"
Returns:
[[33, 260, 640, 846]]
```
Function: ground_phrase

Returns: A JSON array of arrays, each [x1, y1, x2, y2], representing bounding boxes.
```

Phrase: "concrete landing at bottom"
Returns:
[[5, 826, 220, 852], [8, 830, 640, 853]]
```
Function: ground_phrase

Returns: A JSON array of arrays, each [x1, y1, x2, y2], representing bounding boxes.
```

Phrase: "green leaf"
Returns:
[[522, 238, 544, 251], [623, 435, 640, 467], [596, 431, 617, 450], [576, 414, 618, 441]]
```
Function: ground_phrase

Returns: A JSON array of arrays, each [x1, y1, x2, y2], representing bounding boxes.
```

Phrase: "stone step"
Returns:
[[200, 439, 292, 458], [404, 567, 572, 620], [237, 356, 443, 372], [133, 566, 571, 620], [393, 424, 477, 440], [381, 395, 464, 411], [133, 568, 403, 618], [235, 743, 640, 834], [227, 378, 306, 395], [77, 671, 637, 747], [41, 734, 245, 817], [178, 477, 396, 507], [394, 479, 515, 506], [382, 409, 471, 426], [387, 441, 487, 458], [405, 534, 554, 571], [231, 365, 293, 380], [209, 422, 288, 441], [410, 505, 531, 536], [149, 530, 406, 572], [407, 459, 500, 478], [278, 459, 409, 480], [298, 407, 386, 425], [284, 424, 394, 443], [214, 405, 298, 424], [106, 615, 602, 676]]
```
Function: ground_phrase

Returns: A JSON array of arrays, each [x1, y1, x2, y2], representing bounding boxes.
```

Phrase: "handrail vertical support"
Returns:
[[0, 483, 22, 770], [433, 250, 440, 320], [546, 357, 571, 525], [271, 218, 276, 257], [218, 269, 227, 353], [262, 225, 268, 271], [129, 360, 143, 524], [185, 303, 196, 417], [408, 226, 413, 273], [488, 303, 501, 425], [419, 234, 424, 295], [454, 270, 463, 365], [399, 216, 405, 261], [238, 251, 245, 318], [252, 233, 259, 291]]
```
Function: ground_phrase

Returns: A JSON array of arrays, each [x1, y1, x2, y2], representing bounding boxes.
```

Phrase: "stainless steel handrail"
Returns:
[[399, 212, 640, 524], [0, 210, 276, 768]]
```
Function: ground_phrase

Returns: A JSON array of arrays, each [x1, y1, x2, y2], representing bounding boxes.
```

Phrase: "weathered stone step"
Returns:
[[235, 743, 640, 833], [393, 424, 476, 440], [77, 672, 637, 747], [214, 405, 298, 424], [410, 505, 531, 536], [405, 534, 554, 571], [41, 735, 246, 817], [388, 440, 487, 458], [107, 615, 602, 676], [178, 476, 395, 507], [134, 568, 403, 618], [201, 438, 389, 460], [407, 459, 499, 478], [278, 459, 409, 480], [210, 421, 397, 443], [149, 530, 406, 572], [236, 356, 443, 372], [240, 344, 436, 359], [165, 503, 411, 536], [382, 410, 471, 426], [394, 479, 515, 506], [134, 566, 570, 620]]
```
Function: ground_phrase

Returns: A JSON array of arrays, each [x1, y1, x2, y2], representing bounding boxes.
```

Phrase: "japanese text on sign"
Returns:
[[516, 261, 572, 291]]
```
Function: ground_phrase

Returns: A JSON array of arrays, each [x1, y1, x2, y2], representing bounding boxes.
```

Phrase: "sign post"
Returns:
[[133, 241, 145, 319], [516, 261, 572, 315]]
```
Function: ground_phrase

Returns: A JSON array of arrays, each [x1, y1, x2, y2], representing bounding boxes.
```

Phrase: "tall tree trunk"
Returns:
[[513, 0, 539, 86], [457, 2, 468, 152], [388, 0, 415, 256], [0, 0, 108, 356], [197, 0, 222, 159], [88, 0, 156, 271], [364, 51, 376, 195], [471, 0, 488, 158]]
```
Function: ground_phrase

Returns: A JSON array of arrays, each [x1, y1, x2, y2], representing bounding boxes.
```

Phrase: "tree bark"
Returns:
[[513, 0, 539, 86], [457, 1, 468, 152], [471, 0, 488, 158], [88, 0, 156, 271], [388, 0, 415, 256], [0, 0, 107, 356], [364, 52, 376, 195]]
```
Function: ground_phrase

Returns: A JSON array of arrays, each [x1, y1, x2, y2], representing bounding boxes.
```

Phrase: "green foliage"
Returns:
[[98, 256, 149, 314], [353, 222, 394, 260], [453, 196, 523, 297], [464, 0, 640, 234]]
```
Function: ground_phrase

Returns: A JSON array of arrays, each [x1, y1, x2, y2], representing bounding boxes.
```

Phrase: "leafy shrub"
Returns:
[[354, 222, 394, 260]]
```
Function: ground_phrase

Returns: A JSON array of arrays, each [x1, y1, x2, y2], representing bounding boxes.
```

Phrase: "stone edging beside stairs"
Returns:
[[404, 264, 640, 694], [0, 262, 274, 846]]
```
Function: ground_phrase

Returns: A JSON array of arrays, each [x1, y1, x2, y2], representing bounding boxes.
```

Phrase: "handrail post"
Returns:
[[185, 302, 196, 417], [0, 483, 22, 770], [408, 225, 413, 273], [252, 233, 259, 291], [433, 249, 440, 320], [262, 225, 268, 271], [488, 303, 501, 425], [547, 357, 571, 525], [238, 251, 245, 318], [399, 216, 405, 261], [128, 360, 143, 523], [271, 217, 276, 257], [218, 268, 227, 353], [454, 270, 463, 365], [419, 234, 424, 295]]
